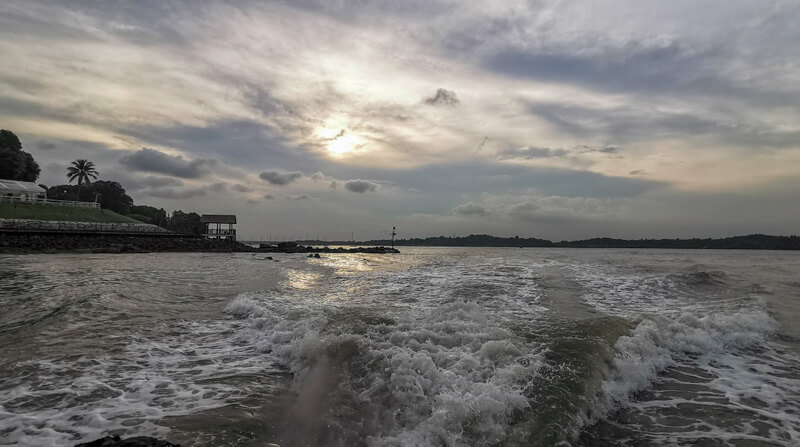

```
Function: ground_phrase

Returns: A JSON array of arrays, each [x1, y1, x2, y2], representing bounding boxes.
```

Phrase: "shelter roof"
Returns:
[[0, 179, 46, 195], [201, 214, 237, 224]]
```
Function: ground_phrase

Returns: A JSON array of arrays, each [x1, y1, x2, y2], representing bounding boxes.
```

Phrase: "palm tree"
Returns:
[[67, 159, 98, 185], [66, 159, 98, 201]]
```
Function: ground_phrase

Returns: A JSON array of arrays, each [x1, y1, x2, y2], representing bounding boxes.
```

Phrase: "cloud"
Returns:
[[144, 187, 207, 199], [140, 175, 183, 189], [259, 170, 303, 185], [577, 144, 621, 154], [344, 179, 380, 193], [453, 202, 489, 216], [424, 88, 460, 106], [285, 193, 310, 200], [507, 201, 539, 221], [232, 184, 253, 193], [91, 169, 184, 192], [485, 42, 725, 96], [499, 146, 569, 160], [209, 182, 228, 192], [36, 141, 56, 150], [311, 172, 338, 189], [120, 148, 215, 178]]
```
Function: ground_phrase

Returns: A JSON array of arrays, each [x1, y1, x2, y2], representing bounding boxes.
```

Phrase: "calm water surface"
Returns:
[[1, 248, 800, 446]]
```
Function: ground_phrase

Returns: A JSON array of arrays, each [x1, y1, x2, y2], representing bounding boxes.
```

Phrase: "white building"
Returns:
[[0, 179, 46, 202]]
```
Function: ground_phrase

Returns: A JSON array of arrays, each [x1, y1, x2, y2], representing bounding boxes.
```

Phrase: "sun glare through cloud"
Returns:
[[327, 133, 359, 155]]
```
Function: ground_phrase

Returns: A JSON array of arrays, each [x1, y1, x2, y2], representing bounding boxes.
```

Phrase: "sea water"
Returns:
[[1, 248, 799, 446]]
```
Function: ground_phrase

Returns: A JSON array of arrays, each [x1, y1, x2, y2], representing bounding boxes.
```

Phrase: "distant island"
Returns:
[[295, 234, 800, 250]]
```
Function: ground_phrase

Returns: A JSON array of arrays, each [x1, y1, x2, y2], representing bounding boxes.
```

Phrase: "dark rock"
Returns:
[[276, 241, 297, 249], [75, 435, 180, 447]]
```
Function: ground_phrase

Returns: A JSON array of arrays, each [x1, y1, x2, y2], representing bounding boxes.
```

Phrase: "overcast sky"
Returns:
[[2, 0, 800, 240]]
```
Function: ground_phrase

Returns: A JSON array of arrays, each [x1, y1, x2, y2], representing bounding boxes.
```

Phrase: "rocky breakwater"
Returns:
[[0, 231, 254, 254], [0, 232, 400, 254]]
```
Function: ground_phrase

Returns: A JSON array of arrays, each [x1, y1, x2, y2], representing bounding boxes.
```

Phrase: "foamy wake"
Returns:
[[225, 291, 544, 446]]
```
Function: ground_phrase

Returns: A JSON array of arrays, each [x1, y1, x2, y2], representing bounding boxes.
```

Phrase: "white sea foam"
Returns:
[[224, 260, 547, 446], [0, 319, 273, 447], [597, 308, 775, 412]]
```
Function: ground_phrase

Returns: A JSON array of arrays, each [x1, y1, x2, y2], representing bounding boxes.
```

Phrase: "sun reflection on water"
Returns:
[[285, 269, 322, 289]]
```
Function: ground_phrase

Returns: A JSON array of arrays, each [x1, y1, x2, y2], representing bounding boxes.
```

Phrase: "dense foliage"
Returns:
[[0, 129, 40, 181], [46, 181, 134, 215], [166, 210, 203, 235], [128, 205, 168, 227]]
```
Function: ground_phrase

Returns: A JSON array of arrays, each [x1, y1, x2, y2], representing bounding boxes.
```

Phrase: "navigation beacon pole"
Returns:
[[391, 226, 396, 251]]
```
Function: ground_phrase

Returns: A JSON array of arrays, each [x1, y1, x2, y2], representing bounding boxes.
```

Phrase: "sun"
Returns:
[[327, 134, 358, 155]]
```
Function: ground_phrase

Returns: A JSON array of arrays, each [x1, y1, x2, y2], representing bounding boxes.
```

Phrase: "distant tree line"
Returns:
[[360, 234, 800, 250], [363, 234, 553, 247]]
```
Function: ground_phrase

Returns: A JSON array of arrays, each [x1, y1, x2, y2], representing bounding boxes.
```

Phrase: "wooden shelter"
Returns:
[[201, 214, 237, 240]]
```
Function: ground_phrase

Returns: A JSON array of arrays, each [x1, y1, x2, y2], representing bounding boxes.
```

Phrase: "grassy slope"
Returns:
[[0, 202, 141, 224]]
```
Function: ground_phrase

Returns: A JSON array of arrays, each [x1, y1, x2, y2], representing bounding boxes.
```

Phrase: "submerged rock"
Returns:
[[75, 435, 180, 447]]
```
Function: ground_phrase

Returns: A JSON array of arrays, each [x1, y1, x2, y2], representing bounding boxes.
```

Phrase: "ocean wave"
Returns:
[[577, 307, 800, 445]]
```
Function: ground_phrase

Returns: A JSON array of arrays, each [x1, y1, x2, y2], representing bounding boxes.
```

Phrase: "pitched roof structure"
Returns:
[[200, 214, 237, 224], [0, 179, 46, 195]]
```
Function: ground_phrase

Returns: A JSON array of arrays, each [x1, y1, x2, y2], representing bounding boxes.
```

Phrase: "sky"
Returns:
[[2, 0, 799, 241]]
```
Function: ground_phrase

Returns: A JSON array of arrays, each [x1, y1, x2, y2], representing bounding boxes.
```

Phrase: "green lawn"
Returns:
[[0, 202, 141, 224]]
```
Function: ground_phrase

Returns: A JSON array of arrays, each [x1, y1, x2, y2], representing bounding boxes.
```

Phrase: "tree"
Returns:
[[66, 159, 98, 185], [66, 159, 98, 201], [88, 180, 133, 214], [128, 205, 167, 227], [0, 129, 40, 181], [45, 180, 133, 214], [168, 210, 203, 235]]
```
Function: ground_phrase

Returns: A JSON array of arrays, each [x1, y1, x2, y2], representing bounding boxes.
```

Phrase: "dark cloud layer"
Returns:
[[119, 148, 215, 178], [260, 170, 303, 186], [344, 179, 380, 193]]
